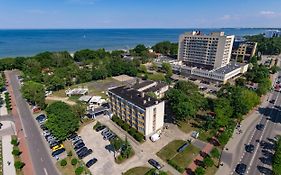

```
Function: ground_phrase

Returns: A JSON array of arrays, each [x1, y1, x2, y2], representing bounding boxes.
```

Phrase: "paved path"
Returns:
[[0, 92, 8, 116], [2, 135, 16, 175]]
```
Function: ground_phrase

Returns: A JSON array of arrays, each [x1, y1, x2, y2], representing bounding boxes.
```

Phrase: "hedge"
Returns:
[[112, 116, 144, 142]]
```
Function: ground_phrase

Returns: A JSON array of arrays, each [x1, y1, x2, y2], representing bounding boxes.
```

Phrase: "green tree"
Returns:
[[45, 102, 80, 141], [139, 64, 148, 74], [161, 62, 173, 78], [71, 158, 78, 166], [72, 103, 86, 119], [12, 148, 21, 156], [210, 148, 220, 159], [214, 98, 233, 128], [194, 166, 205, 175], [14, 161, 25, 170], [21, 81, 46, 108], [203, 156, 214, 167], [112, 138, 123, 153], [75, 167, 84, 175], [152, 41, 178, 55], [60, 159, 67, 167]]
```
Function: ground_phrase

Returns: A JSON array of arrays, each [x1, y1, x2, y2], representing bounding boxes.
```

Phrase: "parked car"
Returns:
[[51, 148, 65, 157], [86, 158, 98, 168], [235, 163, 247, 175], [73, 139, 84, 146], [78, 149, 93, 159], [107, 134, 116, 141], [71, 136, 82, 143], [68, 133, 78, 140], [95, 125, 106, 132], [76, 147, 87, 155], [148, 159, 162, 170], [36, 114, 46, 123], [74, 142, 85, 151], [177, 143, 189, 153], [40, 124, 48, 130], [51, 144, 64, 151], [103, 132, 113, 140], [101, 128, 109, 135]]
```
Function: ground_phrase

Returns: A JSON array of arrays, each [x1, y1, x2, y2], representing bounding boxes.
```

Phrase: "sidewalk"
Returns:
[[5, 71, 35, 175], [0, 92, 8, 116], [2, 135, 16, 175]]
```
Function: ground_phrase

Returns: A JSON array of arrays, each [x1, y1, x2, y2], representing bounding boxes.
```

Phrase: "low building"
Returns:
[[231, 41, 257, 62], [108, 86, 165, 138]]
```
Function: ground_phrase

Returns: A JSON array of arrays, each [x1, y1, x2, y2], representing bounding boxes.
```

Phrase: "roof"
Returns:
[[213, 62, 246, 74], [89, 96, 102, 103], [132, 80, 154, 90], [78, 95, 92, 102], [109, 86, 161, 109], [143, 82, 168, 93]]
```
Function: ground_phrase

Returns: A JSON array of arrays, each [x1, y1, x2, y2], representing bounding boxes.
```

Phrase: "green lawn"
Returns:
[[157, 140, 200, 172], [123, 167, 151, 175]]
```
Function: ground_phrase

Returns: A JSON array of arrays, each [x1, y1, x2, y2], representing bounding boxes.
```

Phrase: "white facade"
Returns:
[[178, 31, 234, 69]]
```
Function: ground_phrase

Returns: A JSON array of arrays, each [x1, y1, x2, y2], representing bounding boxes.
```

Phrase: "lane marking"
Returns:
[[44, 168, 48, 175]]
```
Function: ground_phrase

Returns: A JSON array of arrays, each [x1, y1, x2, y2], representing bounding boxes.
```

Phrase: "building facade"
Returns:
[[108, 86, 164, 138], [231, 41, 257, 62], [178, 31, 234, 69]]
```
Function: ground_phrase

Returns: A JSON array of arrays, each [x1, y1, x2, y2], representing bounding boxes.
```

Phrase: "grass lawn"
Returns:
[[123, 167, 151, 175], [178, 120, 198, 134], [157, 140, 200, 172], [157, 140, 186, 161]]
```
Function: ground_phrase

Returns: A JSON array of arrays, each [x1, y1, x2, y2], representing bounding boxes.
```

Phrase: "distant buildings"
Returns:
[[231, 41, 257, 62], [108, 86, 165, 138], [155, 31, 249, 84], [264, 30, 281, 38]]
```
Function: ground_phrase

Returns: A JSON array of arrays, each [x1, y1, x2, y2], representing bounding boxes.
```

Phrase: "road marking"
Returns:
[[44, 168, 48, 175]]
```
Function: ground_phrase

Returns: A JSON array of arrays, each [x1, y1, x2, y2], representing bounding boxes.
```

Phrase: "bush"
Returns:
[[210, 148, 220, 159], [75, 167, 84, 175], [93, 122, 101, 130], [11, 138, 19, 146], [14, 161, 25, 170], [12, 148, 21, 156], [60, 159, 67, 167], [71, 158, 78, 166], [168, 159, 184, 173], [203, 156, 214, 167], [194, 166, 205, 175], [67, 151, 72, 157]]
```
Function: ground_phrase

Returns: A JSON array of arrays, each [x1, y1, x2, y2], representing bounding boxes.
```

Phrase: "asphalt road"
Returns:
[[7, 71, 59, 175], [233, 73, 281, 175]]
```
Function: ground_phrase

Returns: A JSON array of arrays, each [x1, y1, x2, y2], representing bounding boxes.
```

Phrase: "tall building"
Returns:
[[231, 41, 257, 62], [178, 31, 234, 69], [108, 86, 164, 138]]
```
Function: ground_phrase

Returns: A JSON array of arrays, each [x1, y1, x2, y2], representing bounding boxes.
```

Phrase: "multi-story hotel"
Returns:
[[108, 86, 164, 138], [231, 41, 257, 62], [178, 31, 234, 69]]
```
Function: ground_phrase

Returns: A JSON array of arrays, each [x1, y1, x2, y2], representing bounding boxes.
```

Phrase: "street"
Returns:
[[6, 70, 59, 175]]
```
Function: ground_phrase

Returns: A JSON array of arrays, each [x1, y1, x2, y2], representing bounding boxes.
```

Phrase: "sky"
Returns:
[[0, 0, 281, 29]]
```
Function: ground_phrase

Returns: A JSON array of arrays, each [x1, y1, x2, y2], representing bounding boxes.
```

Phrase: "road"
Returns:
[[6, 71, 59, 175], [232, 72, 281, 175]]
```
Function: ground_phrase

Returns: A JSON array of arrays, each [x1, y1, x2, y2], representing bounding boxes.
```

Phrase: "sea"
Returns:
[[0, 28, 279, 58]]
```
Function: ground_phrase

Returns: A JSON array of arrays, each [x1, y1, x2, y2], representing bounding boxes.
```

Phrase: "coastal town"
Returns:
[[0, 27, 281, 175]]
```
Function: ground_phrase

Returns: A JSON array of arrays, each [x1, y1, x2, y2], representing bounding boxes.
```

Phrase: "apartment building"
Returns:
[[231, 41, 257, 62], [178, 31, 234, 69], [132, 80, 169, 99], [108, 86, 164, 138]]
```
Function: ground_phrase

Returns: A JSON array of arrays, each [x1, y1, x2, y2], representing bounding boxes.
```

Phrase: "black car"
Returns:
[[256, 124, 265, 131], [148, 159, 162, 170], [245, 144, 255, 153], [270, 99, 276, 104], [68, 133, 78, 140], [86, 158, 98, 168], [78, 149, 93, 159], [235, 163, 247, 175], [76, 147, 87, 155], [74, 142, 85, 150], [73, 139, 84, 146], [36, 114, 46, 122], [51, 148, 65, 157], [95, 125, 106, 132]]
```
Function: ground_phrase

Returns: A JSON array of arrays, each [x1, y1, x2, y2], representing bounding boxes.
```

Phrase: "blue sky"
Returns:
[[0, 0, 280, 29]]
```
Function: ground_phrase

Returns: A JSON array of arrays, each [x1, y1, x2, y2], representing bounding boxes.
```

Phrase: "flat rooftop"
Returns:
[[213, 62, 246, 74], [132, 80, 154, 90], [109, 86, 161, 109]]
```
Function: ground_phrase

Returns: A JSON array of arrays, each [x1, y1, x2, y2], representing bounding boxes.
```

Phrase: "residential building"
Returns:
[[108, 86, 164, 138], [132, 80, 169, 98], [231, 41, 257, 62], [264, 30, 281, 38], [178, 31, 234, 69]]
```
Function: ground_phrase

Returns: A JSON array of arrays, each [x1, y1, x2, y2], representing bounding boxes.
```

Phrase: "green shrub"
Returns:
[[203, 156, 214, 167], [60, 159, 67, 167], [71, 158, 78, 166], [75, 167, 84, 175], [210, 148, 220, 159], [168, 159, 184, 173], [11, 138, 18, 146], [93, 122, 101, 130], [194, 166, 205, 175], [67, 151, 72, 157], [14, 161, 25, 170], [12, 148, 21, 156]]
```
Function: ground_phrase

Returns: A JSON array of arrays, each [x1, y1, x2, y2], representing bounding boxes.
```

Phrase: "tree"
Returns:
[[75, 167, 84, 175], [71, 158, 78, 166], [210, 148, 220, 159], [72, 103, 86, 119], [12, 148, 21, 156], [213, 98, 233, 128], [14, 161, 25, 170], [139, 64, 147, 74], [273, 137, 281, 175], [194, 166, 205, 175], [161, 62, 173, 78], [112, 138, 123, 154], [21, 81, 46, 108], [60, 159, 67, 167], [256, 78, 272, 96], [132, 44, 148, 56], [45, 102, 80, 141], [152, 41, 178, 55], [203, 156, 214, 167]]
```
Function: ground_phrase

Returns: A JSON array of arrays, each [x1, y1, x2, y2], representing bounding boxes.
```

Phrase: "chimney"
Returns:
[[141, 92, 145, 98]]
